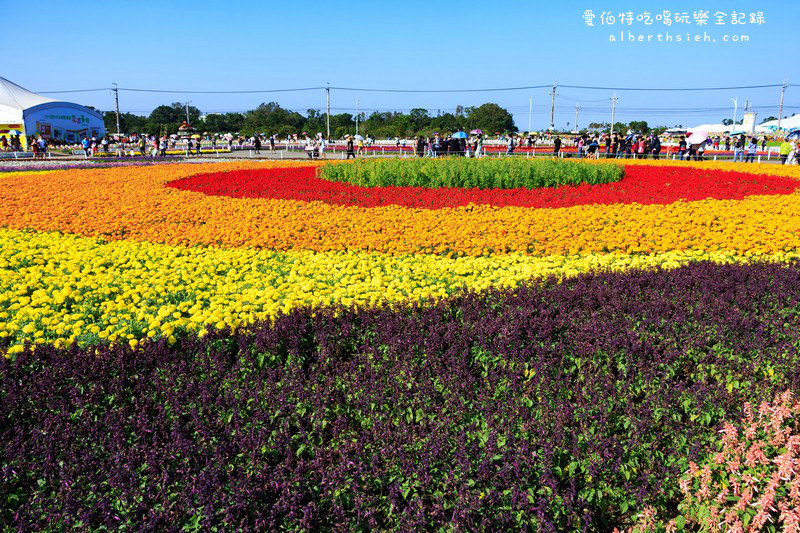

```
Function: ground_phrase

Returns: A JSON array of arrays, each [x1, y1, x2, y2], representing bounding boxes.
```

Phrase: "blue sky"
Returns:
[[2, 0, 797, 129]]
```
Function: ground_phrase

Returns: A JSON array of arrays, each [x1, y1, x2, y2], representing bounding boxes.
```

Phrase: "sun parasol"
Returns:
[[687, 131, 709, 145], [452, 131, 468, 139], [469, 129, 483, 134]]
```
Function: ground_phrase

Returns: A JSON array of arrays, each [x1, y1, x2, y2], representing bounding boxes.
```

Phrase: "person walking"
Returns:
[[345, 135, 355, 159], [253, 135, 261, 154], [696, 140, 706, 161], [317, 133, 326, 159], [779, 138, 793, 164], [415, 136, 426, 158], [650, 134, 661, 159], [677, 136, 687, 159], [269, 135, 275, 151], [304, 135, 315, 159], [474, 134, 484, 158], [733, 134, 745, 162], [506, 134, 515, 156], [744, 137, 758, 163], [553, 136, 562, 157]]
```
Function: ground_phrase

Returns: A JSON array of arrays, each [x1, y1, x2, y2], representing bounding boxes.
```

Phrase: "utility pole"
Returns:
[[528, 97, 532, 133], [326, 82, 331, 139], [731, 97, 738, 127], [610, 93, 618, 136], [575, 103, 580, 133], [112, 83, 120, 135], [777, 80, 788, 131], [355, 98, 359, 137], [744, 98, 750, 112], [185, 101, 191, 124], [549, 80, 557, 131]]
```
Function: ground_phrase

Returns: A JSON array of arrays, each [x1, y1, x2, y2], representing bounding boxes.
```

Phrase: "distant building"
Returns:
[[0, 76, 105, 149]]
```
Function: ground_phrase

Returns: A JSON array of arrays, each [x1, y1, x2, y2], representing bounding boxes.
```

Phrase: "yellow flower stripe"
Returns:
[[1, 160, 799, 257], [1, 227, 798, 354]]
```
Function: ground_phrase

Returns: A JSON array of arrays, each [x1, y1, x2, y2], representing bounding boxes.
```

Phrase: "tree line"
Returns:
[[101, 102, 519, 138], [100, 101, 707, 138]]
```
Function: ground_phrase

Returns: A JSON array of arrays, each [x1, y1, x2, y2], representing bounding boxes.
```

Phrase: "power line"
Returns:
[[329, 85, 552, 93], [559, 83, 785, 92], [118, 86, 325, 94], [38, 82, 794, 95], [38, 88, 111, 94], [39, 86, 325, 94]]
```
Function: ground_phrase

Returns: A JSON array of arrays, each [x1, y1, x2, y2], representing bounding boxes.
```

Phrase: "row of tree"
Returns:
[[105, 101, 744, 138], [102, 102, 519, 138]]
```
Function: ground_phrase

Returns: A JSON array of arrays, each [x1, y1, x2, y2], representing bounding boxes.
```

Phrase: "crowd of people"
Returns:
[[0, 134, 24, 152], [555, 132, 798, 164], [2, 129, 798, 165]]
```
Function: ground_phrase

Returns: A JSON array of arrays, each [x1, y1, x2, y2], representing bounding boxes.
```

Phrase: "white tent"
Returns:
[[0, 76, 105, 148], [755, 114, 800, 134], [687, 123, 733, 134]]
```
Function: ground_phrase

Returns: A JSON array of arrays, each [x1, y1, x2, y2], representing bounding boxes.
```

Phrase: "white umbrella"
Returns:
[[687, 131, 709, 145], [7, 129, 21, 135], [354, 134, 364, 141]]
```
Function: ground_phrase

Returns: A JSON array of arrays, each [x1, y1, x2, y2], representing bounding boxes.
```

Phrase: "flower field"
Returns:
[[2, 158, 800, 529]]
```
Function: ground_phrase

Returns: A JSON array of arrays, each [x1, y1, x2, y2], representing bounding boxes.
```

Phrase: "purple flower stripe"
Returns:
[[2, 261, 800, 530]]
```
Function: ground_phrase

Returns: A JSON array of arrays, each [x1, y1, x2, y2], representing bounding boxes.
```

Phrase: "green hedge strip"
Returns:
[[318, 157, 625, 190]]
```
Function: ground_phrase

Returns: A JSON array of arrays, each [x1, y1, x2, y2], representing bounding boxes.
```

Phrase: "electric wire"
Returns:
[[38, 82, 793, 95]]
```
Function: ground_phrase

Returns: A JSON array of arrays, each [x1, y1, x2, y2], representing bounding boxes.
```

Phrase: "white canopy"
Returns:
[[0, 77, 57, 123], [687, 123, 732, 134], [755, 114, 800, 133]]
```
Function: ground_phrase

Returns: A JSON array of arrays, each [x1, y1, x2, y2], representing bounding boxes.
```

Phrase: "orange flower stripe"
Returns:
[[1, 159, 799, 257]]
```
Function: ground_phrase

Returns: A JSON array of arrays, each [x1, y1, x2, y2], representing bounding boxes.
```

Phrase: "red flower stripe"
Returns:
[[167, 165, 799, 210]]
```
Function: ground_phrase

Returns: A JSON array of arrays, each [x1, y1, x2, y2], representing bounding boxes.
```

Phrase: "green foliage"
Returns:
[[628, 120, 649, 134], [202, 112, 244, 134], [103, 112, 149, 135], [318, 157, 625, 190], [100, 101, 520, 137], [149, 102, 201, 125], [465, 103, 516, 134], [242, 102, 305, 136]]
